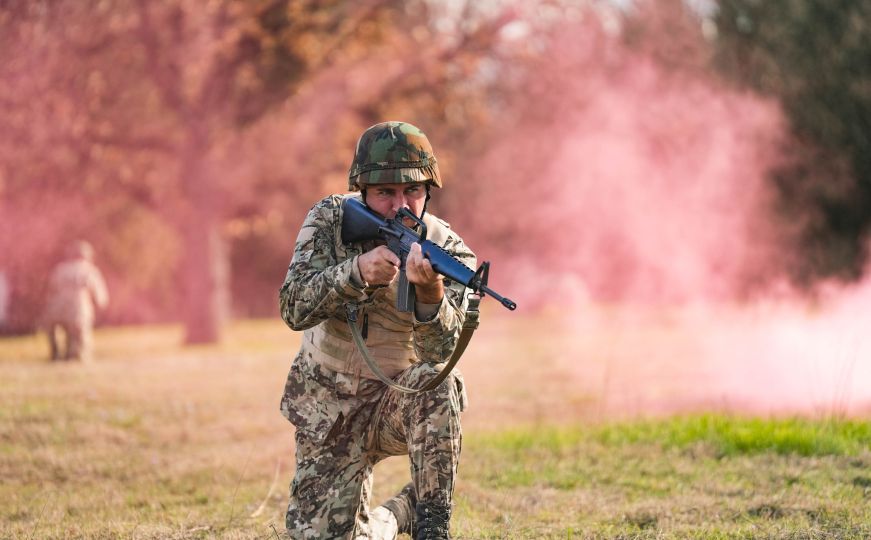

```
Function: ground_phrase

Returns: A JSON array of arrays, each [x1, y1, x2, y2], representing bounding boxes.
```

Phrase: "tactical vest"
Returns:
[[302, 194, 453, 385]]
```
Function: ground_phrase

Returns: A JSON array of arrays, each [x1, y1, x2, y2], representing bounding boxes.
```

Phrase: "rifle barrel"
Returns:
[[480, 285, 516, 311]]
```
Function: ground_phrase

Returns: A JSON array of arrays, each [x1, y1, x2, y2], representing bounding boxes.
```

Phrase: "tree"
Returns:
[[0, 0, 513, 339], [713, 0, 871, 283]]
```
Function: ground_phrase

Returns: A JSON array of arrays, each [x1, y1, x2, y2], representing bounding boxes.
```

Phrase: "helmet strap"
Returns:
[[421, 184, 431, 219]]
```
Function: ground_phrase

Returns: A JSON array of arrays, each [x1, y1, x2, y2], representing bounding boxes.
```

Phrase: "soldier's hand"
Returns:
[[357, 246, 400, 286], [407, 242, 444, 303]]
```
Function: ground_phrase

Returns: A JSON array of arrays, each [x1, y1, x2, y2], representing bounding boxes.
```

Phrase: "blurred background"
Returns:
[[1, 0, 870, 411], [4, 4, 871, 535]]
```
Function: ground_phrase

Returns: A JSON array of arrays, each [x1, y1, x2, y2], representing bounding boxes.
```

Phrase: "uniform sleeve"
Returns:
[[411, 233, 477, 363], [279, 197, 368, 331], [88, 265, 110, 310]]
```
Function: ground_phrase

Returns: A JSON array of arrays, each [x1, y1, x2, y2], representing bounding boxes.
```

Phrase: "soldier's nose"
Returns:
[[392, 199, 409, 213]]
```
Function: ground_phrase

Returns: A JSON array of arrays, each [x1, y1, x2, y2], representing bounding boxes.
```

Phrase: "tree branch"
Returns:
[[77, 132, 177, 153], [371, 10, 516, 102], [135, 0, 189, 117], [314, 0, 391, 66]]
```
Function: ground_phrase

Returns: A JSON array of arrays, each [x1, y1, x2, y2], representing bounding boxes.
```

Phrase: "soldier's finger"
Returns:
[[379, 259, 399, 277], [381, 260, 399, 276], [419, 257, 435, 278], [377, 246, 401, 267], [423, 265, 441, 285], [406, 249, 419, 270], [408, 243, 425, 269]]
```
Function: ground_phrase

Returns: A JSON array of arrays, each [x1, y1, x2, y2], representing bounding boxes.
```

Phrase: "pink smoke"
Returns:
[[444, 9, 871, 417], [703, 271, 871, 416], [541, 272, 871, 419], [459, 17, 787, 307]]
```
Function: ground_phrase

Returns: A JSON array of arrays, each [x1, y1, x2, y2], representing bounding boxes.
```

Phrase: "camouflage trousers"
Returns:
[[281, 353, 466, 539], [46, 320, 92, 362]]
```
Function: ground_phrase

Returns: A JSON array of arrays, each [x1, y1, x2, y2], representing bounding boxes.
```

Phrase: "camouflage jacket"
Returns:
[[280, 194, 476, 372], [279, 194, 476, 442]]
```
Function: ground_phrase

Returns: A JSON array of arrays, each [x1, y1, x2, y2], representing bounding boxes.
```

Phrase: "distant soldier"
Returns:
[[0, 269, 9, 332], [43, 240, 109, 362]]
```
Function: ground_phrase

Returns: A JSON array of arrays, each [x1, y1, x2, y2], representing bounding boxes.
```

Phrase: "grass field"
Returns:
[[1, 316, 870, 539]]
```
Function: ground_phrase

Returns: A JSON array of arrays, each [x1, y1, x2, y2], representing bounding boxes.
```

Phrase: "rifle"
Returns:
[[341, 197, 516, 312]]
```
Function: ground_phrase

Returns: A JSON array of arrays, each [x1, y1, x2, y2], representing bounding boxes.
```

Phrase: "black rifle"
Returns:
[[341, 197, 516, 312]]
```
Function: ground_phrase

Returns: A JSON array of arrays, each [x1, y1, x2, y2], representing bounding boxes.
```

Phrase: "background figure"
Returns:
[[42, 241, 109, 362], [0, 270, 9, 332]]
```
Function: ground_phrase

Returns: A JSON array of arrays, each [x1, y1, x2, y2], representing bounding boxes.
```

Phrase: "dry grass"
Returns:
[[1, 314, 869, 539], [1, 320, 297, 539]]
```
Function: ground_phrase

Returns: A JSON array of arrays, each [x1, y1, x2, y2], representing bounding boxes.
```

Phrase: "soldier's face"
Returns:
[[364, 182, 427, 221]]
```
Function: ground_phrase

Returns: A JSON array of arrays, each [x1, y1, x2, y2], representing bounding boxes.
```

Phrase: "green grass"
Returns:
[[2, 319, 870, 538], [456, 419, 871, 538], [484, 415, 871, 459]]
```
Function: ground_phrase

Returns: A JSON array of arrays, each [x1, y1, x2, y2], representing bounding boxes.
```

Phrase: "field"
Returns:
[[1, 313, 870, 539]]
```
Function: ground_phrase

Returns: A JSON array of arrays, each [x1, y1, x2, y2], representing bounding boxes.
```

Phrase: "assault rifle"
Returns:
[[341, 197, 517, 312]]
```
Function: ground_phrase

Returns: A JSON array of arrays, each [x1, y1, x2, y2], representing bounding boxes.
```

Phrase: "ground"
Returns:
[[1, 312, 869, 539]]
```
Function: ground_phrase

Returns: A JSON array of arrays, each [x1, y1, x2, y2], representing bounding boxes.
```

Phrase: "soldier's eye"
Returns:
[[405, 186, 424, 198]]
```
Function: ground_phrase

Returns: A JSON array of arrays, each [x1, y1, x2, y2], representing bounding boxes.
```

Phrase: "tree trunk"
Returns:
[[180, 215, 230, 344], [179, 124, 230, 344]]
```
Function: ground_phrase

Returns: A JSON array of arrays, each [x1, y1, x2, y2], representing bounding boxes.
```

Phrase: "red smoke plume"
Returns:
[[449, 9, 871, 417], [459, 16, 787, 308]]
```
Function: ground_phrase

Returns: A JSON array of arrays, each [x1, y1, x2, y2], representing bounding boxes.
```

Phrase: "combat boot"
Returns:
[[414, 501, 451, 540], [381, 483, 417, 535]]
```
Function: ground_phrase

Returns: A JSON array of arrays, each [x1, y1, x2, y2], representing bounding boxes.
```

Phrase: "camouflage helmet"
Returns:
[[348, 121, 442, 191]]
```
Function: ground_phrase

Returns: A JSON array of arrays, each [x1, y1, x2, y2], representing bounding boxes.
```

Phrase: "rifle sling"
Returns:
[[344, 296, 480, 394]]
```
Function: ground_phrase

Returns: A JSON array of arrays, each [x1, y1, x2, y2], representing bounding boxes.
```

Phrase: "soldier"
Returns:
[[0, 269, 9, 332], [279, 122, 476, 539], [43, 240, 109, 362]]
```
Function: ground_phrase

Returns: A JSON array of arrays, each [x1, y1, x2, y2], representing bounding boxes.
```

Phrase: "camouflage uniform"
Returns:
[[42, 241, 109, 362], [279, 191, 475, 539]]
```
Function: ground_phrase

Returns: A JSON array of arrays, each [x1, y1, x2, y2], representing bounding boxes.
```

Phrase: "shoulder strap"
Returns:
[[345, 295, 480, 394]]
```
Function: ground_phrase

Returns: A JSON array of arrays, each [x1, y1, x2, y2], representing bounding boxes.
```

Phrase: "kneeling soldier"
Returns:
[[279, 122, 475, 539]]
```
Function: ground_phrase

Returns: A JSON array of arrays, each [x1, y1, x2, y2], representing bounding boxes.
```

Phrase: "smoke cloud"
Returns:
[[460, 17, 787, 307], [447, 8, 871, 417]]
